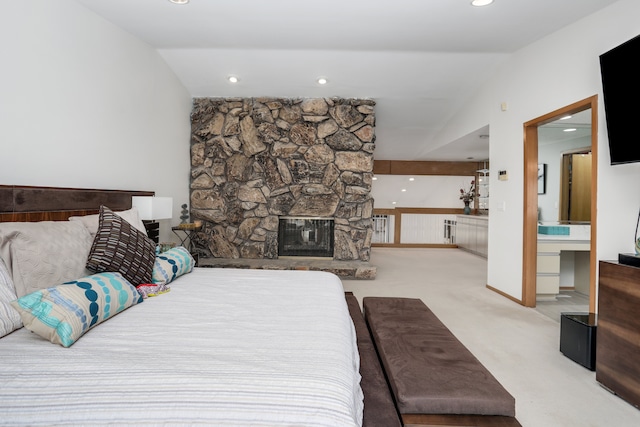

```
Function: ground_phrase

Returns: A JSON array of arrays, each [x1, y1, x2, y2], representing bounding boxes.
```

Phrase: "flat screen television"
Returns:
[[599, 34, 640, 165]]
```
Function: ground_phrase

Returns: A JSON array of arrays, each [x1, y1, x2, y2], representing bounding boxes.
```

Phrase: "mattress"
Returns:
[[0, 267, 363, 426]]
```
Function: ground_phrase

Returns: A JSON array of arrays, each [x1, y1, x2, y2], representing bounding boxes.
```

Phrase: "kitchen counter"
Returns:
[[456, 215, 489, 258]]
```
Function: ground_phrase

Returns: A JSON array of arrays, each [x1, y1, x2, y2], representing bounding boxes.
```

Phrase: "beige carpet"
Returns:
[[343, 248, 640, 427]]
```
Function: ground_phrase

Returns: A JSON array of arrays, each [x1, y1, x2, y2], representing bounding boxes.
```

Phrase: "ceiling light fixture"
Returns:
[[169, 0, 189, 4], [564, 128, 577, 132], [471, 0, 494, 6], [228, 76, 239, 83], [317, 77, 328, 85], [401, 189, 407, 192], [560, 115, 573, 120], [409, 177, 415, 181]]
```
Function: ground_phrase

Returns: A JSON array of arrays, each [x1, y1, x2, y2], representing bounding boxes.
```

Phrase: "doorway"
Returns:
[[522, 95, 598, 309], [560, 150, 592, 223]]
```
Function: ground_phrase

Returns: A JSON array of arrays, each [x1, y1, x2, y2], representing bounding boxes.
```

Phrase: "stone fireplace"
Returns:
[[189, 97, 375, 262], [278, 217, 334, 258]]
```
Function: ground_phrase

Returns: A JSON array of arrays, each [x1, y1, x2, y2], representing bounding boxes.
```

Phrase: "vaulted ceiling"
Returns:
[[75, 0, 615, 162]]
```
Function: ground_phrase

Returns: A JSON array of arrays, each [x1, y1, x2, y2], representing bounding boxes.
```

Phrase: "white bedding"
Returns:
[[0, 267, 363, 426]]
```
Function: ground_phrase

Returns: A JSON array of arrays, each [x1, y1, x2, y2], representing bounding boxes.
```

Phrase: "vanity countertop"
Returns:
[[537, 224, 590, 242], [537, 234, 590, 243]]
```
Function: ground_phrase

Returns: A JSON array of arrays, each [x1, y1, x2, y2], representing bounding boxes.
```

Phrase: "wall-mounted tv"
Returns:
[[599, 34, 640, 165]]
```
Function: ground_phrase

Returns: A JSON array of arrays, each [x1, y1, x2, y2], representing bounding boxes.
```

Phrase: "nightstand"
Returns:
[[143, 221, 160, 244], [171, 225, 202, 264]]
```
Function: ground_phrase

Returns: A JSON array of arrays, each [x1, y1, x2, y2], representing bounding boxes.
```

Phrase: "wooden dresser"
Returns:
[[597, 261, 640, 408]]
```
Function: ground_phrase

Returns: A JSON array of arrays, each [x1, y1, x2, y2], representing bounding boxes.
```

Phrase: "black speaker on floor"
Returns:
[[560, 312, 597, 371]]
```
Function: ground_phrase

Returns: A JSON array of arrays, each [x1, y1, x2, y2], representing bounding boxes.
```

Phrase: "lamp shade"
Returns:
[[131, 196, 173, 220]]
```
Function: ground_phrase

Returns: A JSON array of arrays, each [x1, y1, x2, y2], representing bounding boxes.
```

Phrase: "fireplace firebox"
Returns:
[[278, 217, 334, 258]]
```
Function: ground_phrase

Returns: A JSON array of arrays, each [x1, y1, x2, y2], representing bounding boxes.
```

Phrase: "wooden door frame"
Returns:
[[522, 95, 598, 308]]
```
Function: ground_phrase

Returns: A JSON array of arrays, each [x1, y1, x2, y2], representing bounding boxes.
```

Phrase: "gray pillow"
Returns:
[[0, 257, 22, 337], [0, 221, 94, 298]]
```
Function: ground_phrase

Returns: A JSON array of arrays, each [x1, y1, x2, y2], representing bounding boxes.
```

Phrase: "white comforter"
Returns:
[[0, 268, 363, 426]]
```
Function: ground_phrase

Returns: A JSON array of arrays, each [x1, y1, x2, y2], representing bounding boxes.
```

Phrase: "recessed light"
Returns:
[[228, 76, 239, 83], [564, 128, 577, 132], [317, 77, 328, 85], [372, 176, 378, 180], [409, 177, 415, 181], [169, 0, 189, 4], [560, 115, 572, 120], [401, 189, 407, 192], [471, 0, 494, 6], [392, 201, 397, 205]]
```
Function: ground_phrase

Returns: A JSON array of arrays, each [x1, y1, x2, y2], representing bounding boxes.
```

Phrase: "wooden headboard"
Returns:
[[0, 185, 154, 222]]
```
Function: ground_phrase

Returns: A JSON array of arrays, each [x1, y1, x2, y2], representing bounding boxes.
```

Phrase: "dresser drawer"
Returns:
[[537, 274, 560, 294], [537, 254, 560, 274]]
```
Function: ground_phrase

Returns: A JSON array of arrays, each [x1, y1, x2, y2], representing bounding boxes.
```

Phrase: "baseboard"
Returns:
[[372, 243, 458, 248], [486, 284, 525, 306]]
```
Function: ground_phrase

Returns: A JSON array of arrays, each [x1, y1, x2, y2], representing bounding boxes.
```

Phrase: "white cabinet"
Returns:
[[536, 238, 590, 300], [456, 215, 488, 258]]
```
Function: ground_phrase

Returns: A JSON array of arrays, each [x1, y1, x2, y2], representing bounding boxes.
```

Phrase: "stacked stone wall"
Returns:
[[189, 97, 375, 262]]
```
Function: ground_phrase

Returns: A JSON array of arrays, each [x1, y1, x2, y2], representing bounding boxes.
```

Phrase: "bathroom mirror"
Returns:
[[537, 110, 592, 224]]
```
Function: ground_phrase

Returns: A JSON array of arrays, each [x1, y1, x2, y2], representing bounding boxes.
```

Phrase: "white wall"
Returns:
[[435, 0, 640, 300], [371, 175, 475, 209], [0, 0, 193, 243]]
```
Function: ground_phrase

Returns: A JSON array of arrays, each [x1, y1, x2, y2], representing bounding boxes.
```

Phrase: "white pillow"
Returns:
[[69, 207, 147, 236], [0, 257, 22, 338], [0, 221, 94, 298]]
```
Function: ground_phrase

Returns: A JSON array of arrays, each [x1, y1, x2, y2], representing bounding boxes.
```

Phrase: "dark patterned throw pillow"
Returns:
[[86, 205, 156, 285]]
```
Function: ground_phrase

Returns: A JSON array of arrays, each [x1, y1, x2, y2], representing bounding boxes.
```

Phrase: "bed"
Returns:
[[0, 186, 363, 426]]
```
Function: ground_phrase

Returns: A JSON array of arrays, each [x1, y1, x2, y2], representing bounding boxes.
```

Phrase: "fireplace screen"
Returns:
[[278, 217, 334, 258]]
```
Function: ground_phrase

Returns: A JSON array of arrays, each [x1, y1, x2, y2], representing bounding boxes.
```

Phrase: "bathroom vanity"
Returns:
[[536, 224, 590, 300]]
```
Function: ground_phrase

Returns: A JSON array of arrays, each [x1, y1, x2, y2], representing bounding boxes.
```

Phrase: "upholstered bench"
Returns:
[[345, 293, 402, 427], [362, 297, 521, 427]]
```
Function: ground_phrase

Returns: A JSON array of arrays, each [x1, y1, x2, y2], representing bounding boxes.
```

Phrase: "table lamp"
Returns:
[[131, 196, 173, 243]]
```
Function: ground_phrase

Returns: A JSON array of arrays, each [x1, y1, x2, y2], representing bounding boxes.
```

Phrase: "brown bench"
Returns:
[[345, 293, 402, 427], [362, 297, 521, 427]]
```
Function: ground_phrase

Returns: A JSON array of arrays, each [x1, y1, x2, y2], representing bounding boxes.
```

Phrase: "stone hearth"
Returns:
[[189, 97, 376, 264], [197, 256, 376, 280]]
